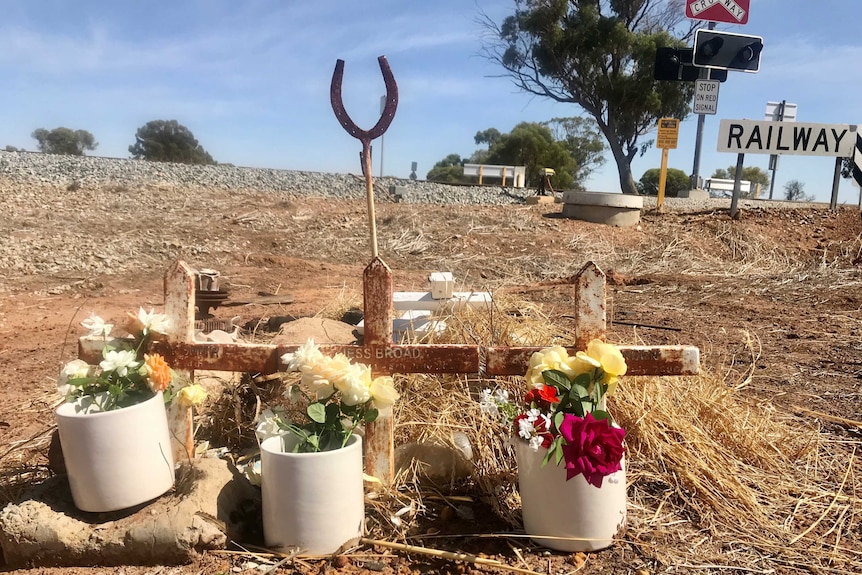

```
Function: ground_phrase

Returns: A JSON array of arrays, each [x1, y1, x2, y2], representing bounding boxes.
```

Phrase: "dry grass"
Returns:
[[351, 295, 862, 574]]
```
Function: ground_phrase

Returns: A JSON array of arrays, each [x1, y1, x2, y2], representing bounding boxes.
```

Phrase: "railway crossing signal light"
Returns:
[[693, 29, 763, 72], [654, 47, 727, 82]]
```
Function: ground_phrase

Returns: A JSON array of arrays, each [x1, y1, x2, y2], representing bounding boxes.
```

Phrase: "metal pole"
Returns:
[[690, 21, 716, 190], [830, 157, 842, 210], [379, 95, 386, 178], [767, 100, 785, 199], [729, 153, 745, 219]]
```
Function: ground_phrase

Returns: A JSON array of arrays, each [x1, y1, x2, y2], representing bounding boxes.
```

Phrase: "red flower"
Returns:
[[558, 413, 626, 487], [524, 385, 559, 407]]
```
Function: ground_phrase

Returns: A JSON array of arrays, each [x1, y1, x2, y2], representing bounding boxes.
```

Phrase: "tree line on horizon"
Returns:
[[4, 120, 215, 165]]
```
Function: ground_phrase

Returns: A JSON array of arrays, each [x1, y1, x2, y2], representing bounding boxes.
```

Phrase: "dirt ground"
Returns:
[[1, 187, 862, 575]]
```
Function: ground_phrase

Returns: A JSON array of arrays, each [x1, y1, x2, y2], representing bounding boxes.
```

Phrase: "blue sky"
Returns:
[[2, 1, 860, 203]]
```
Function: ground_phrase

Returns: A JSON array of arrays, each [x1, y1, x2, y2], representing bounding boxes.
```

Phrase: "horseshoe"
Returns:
[[330, 56, 399, 148], [329, 56, 399, 258]]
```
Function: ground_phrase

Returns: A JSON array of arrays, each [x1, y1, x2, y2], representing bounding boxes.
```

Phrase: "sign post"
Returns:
[[763, 101, 798, 199], [656, 118, 680, 212]]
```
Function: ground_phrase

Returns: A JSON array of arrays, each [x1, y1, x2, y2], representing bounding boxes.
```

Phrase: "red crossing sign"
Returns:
[[686, 0, 750, 25]]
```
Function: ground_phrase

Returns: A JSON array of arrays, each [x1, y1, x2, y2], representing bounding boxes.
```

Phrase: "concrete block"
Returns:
[[525, 196, 556, 205], [392, 291, 492, 312], [389, 185, 409, 202], [356, 309, 447, 342], [561, 191, 643, 227], [429, 272, 454, 300], [677, 188, 710, 200]]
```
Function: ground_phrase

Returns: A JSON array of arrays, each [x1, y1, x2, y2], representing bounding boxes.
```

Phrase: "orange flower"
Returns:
[[144, 353, 172, 392]]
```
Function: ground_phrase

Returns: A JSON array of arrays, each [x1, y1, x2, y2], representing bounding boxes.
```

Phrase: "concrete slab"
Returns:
[[677, 188, 710, 200], [525, 196, 556, 205], [0, 458, 261, 567], [560, 191, 643, 227], [392, 291, 492, 312], [356, 309, 447, 342]]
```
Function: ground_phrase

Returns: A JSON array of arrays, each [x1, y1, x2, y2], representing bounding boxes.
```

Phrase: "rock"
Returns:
[[0, 458, 260, 567], [270, 317, 357, 345]]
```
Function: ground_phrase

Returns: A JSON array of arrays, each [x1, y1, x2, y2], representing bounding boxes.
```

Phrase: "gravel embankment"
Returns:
[[0, 151, 538, 205], [0, 150, 831, 213]]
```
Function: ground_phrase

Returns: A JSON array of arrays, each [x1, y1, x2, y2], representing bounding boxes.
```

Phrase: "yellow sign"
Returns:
[[656, 118, 679, 150]]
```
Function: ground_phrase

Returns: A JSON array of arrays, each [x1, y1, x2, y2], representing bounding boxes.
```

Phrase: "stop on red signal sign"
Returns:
[[686, 0, 750, 26]]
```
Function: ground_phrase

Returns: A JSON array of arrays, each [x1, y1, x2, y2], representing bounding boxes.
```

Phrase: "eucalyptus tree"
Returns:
[[483, 0, 697, 194]]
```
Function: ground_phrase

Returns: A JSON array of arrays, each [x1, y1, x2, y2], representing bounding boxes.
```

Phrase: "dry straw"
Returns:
[[368, 292, 862, 573]]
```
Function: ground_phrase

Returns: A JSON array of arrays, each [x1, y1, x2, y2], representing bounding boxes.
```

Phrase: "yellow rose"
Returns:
[[525, 346, 576, 388], [585, 339, 627, 377], [177, 384, 207, 408], [370, 376, 399, 409]]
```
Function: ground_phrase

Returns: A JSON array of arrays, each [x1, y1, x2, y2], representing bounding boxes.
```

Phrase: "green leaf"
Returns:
[[364, 407, 379, 423], [554, 443, 564, 466], [307, 402, 326, 424], [574, 373, 592, 388], [553, 411, 565, 432], [325, 402, 341, 424], [541, 436, 562, 467], [542, 369, 571, 391], [590, 410, 611, 422]]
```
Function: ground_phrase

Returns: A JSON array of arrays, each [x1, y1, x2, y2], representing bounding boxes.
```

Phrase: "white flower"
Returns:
[[518, 417, 536, 440], [280, 338, 324, 373], [81, 314, 113, 337], [136, 307, 170, 335], [244, 459, 262, 486], [255, 408, 287, 442], [479, 388, 500, 418], [57, 359, 91, 398], [493, 389, 509, 404], [525, 407, 542, 423], [99, 349, 140, 376], [282, 384, 303, 404], [528, 435, 544, 451], [302, 372, 335, 400], [335, 363, 372, 406]]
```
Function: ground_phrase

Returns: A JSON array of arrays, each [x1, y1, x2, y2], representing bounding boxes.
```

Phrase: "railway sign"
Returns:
[[686, 0, 749, 25], [657, 118, 680, 149], [718, 120, 856, 157]]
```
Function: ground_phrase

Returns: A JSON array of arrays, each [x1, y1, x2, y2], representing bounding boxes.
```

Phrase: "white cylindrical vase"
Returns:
[[55, 392, 175, 512], [261, 433, 364, 555], [515, 439, 626, 552]]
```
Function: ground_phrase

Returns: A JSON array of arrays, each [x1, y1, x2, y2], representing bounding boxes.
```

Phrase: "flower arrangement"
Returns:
[[256, 338, 400, 453], [57, 307, 204, 413], [482, 339, 627, 488]]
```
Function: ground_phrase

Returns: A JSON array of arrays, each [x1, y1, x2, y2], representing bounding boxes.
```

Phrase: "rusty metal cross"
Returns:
[[80, 259, 699, 483]]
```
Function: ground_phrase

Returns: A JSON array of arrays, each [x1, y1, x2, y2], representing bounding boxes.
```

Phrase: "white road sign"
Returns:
[[718, 119, 856, 157], [764, 101, 797, 122], [693, 80, 719, 115]]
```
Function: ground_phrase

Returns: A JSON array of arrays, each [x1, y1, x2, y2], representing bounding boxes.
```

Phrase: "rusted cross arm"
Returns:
[[484, 345, 700, 376], [81, 339, 481, 376]]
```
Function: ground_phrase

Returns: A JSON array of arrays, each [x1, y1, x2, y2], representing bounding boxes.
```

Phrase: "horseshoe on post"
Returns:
[[330, 56, 399, 258]]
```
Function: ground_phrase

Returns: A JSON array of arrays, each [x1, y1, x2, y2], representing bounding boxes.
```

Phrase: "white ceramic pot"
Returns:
[[55, 392, 175, 512], [515, 439, 626, 552], [261, 433, 364, 555]]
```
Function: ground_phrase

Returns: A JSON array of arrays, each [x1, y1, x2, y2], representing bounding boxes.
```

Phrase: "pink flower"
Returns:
[[558, 413, 626, 487]]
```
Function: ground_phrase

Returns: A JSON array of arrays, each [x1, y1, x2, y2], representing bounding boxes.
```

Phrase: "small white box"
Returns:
[[429, 272, 454, 300]]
